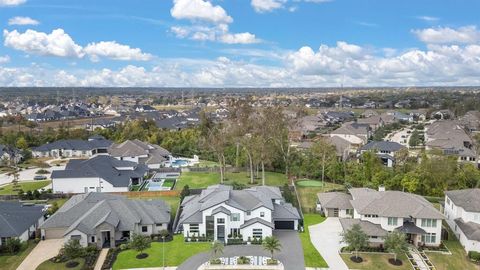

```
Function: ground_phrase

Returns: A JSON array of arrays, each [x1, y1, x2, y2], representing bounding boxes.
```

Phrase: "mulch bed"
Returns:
[[66, 261, 80, 268], [136, 253, 149, 259], [350, 256, 363, 263], [388, 258, 403, 266]]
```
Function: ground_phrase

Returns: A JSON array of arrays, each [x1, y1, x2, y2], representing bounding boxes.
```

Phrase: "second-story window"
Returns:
[[260, 212, 265, 217], [217, 218, 225, 224], [421, 219, 437, 227], [387, 217, 398, 226], [231, 213, 240, 221]]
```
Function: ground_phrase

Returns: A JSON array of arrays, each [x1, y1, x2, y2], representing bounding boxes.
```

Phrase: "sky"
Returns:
[[0, 0, 480, 87]]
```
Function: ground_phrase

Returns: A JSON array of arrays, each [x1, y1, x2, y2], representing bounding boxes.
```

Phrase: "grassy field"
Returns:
[[428, 233, 478, 270], [0, 241, 36, 270], [296, 182, 344, 213], [36, 258, 85, 270], [0, 180, 51, 195], [340, 253, 411, 270], [175, 171, 288, 190], [113, 235, 210, 269], [300, 214, 328, 268], [296, 180, 324, 187]]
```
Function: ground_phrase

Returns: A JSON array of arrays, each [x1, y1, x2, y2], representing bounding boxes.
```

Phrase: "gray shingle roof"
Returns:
[[360, 141, 405, 152], [0, 202, 44, 237], [317, 192, 353, 210], [445, 189, 480, 212], [41, 193, 170, 235], [273, 203, 301, 220], [51, 155, 148, 187], [240, 217, 274, 229], [340, 218, 387, 237], [349, 188, 444, 219], [32, 138, 112, 152], [454, 218, 480, 241], [177, 185, 298, 230], [108, 139, 170, 163]]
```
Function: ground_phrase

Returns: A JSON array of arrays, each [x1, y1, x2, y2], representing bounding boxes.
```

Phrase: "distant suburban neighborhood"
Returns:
[[1, 87, 480, 270]]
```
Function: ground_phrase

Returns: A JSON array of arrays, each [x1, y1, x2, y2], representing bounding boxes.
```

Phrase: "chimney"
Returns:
[[378, 185, 386, 192]]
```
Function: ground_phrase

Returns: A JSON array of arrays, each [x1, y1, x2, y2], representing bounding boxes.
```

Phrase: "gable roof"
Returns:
[[317, 192, 353, 210], [0, 202, 44, 237], [240, 217, 274, 229], [454, 218, 480, 241], [360, 141, 405, 152], [177, 185, 297, 228], [41, 193, 170, 235], [32, 138, 112, 152], [108, 139, 170, 162], [331, 122, 369, 136], [445, 189, 480, 212], [340, 218, 387, 237], [51, 155, 148, 187], [349, 188, 444, 219]]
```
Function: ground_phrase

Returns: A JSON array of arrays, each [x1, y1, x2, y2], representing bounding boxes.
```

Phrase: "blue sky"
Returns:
[[0, 0, 479, 87]]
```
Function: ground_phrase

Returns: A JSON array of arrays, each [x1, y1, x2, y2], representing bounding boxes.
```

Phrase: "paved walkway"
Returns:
[[17, 239, 63, 270], [177, 231, 304, 270], [408, 247, 430, 270], [94, 248, 109, 270], [309, 218, 348, 270]]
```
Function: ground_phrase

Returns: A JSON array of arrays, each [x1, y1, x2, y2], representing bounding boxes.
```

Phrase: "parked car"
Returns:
[[34, 175, 47, 180]]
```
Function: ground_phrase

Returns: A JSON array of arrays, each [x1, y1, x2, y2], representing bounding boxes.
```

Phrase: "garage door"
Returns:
[[44, 228, 66, 239], [274, 221, 295, 230]]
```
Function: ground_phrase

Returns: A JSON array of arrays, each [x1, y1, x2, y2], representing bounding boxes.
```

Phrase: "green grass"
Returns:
[[197, 160, 219, 167], [113, 235, 210, 269], [163, 179, 176, 188], [296, 182, 345, 213], [36, 258, 85, 270], [296, 180, 324, 187], [0, 180, 51, 195], [428, 229, 478, 270], [340, 253, 411, 270], [129, 195, 181, 218], [300, 214, 328, 268], [0, 241, 36, 270], [176, 171, 288, 190]]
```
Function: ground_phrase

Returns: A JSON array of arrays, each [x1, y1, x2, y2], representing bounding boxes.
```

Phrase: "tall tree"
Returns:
[[384, 231, 408, 264], [341, 224, 368, 259]]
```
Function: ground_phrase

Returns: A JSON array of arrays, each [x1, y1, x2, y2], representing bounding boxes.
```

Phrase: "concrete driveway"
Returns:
[[17, 239, 63, 270], [178, 230, 304, 270], [309, 217, 348, 270], [0, 160, 66, 186]]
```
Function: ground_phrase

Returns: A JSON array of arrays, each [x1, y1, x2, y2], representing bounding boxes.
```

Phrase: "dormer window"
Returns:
[[260, 212, 265, 217], [246, 211, 251, 216]]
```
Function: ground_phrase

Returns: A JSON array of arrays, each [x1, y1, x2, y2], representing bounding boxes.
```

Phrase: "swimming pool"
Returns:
[[146, 181, 164, 191], [171, 159, 190, 167]]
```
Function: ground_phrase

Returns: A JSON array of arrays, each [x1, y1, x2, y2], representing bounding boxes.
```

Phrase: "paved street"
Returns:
[[0, 159, 66, 186], [17, 239, 63, 270], [177, 230, 304, 270], [309, 218, 348, 270]]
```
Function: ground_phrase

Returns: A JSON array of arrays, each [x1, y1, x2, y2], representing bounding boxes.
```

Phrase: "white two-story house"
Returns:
[[175, 185, 301, 243], [444, 189, 480, 252], [318, 187, 444, 247]]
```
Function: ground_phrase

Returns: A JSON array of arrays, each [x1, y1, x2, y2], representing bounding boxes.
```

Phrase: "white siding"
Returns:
[[52, 177, 129, 193]]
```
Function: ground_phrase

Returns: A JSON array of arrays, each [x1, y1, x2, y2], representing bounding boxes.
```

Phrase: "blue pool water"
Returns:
[[171, 159, 189, 167]]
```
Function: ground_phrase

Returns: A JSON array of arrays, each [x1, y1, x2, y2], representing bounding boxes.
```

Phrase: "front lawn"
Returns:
[[0, 180, 51, 195], [36, 258, 85, 270], [340, 253, 411, 270], [296, 182, 344, 213], [113, 235, 210, 269], [300, 214, 328, 268], [175, 171, 288, 190], [428, 235, 477, 270], [0, 241, 36, 270]]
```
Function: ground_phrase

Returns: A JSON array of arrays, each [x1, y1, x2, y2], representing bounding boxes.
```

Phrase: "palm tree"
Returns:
[[211, 240, 224, 259], [262, 236, 282, 260]]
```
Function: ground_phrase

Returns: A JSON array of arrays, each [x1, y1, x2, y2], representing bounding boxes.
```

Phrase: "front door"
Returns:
[[102, 231, 111, 248], [217, 225, 225, 242]]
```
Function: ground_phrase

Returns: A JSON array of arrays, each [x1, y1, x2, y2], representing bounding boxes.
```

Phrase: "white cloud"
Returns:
[[8, 16, 39, 25], [413, 26, 480, 44], [170, 0, 232, 24], [416, 16, 439, 22], [3, 28, 153, 61], [251, 0, 286, 13], [3, 29, 84, 58], [171, 24, 260, 44], [0, 0, 26, 6], [83, 41, 152, 61], [0, 55, 9, 64]]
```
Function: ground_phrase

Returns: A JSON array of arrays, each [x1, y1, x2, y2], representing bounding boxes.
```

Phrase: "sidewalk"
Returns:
[[94, 248, 109, 270]]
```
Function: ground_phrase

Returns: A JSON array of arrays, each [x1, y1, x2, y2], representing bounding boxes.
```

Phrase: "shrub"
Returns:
[[62, 239, 85, 260], [119, 244, 129, 250], [210, 258, 221, 264], [237, 256, 250, 264], [468, 251, 480, 262], [5, 238, 22, 254], [129, 233, 151, 256]]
